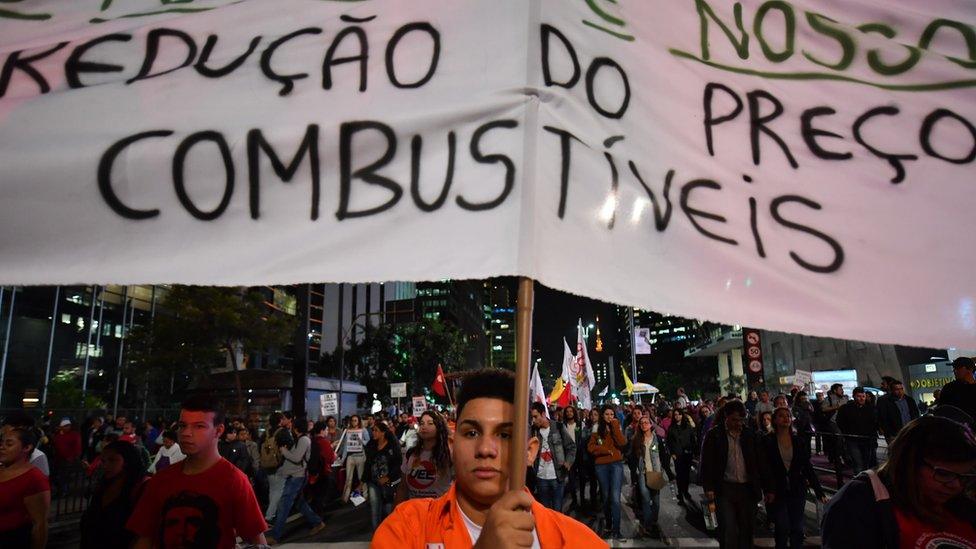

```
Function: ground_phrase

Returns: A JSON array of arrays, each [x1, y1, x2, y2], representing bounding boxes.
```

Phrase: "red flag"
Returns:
[[556, 383, 573, 408], [432, 364, 447, 397]]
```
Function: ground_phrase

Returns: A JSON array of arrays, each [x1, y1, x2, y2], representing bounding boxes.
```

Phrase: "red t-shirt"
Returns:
[[0, 467, 49, 530], [895, 508, 976, 549], [126, 457, 267, 549]]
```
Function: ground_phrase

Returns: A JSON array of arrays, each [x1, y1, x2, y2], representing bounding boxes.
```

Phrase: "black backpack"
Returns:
[[306, 437, 324, 476]]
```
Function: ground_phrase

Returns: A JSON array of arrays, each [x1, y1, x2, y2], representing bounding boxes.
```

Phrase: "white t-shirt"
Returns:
[[537, 427, 556, 481], [459, 502, 540, 549], [400, 448, 453, 499], [30, 448, 49, 476]]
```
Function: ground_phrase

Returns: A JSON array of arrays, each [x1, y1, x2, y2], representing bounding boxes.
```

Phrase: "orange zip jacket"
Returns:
[[372, 483, 607, 548]]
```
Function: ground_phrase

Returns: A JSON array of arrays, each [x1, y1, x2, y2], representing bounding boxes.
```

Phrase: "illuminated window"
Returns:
[[61, 314, 72, 325]]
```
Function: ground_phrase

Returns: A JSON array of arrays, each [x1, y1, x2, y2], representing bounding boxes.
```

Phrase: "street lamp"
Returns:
[[338, 310, 385, 420]]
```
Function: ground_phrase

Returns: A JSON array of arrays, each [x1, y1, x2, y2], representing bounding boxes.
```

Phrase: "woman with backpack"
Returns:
[[822, 415, 976, 548], [363, 421, 402, 529], [338, 414, 370, 502]]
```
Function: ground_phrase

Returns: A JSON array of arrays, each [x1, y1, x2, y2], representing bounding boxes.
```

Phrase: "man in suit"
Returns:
[[700, 400, 771, 548], [875, 380, 919, 443]]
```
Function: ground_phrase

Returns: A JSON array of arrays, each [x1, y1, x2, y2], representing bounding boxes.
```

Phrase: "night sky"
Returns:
[[499, 278, 621, 376]]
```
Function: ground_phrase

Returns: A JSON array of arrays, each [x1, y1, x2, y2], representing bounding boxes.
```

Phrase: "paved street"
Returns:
[[278, 468, 823, 548]]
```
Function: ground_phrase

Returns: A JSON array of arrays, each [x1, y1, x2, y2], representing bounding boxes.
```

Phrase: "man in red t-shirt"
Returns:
[[127, 395, 267, 549]]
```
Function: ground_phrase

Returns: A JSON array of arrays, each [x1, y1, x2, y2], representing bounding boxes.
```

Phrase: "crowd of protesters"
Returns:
[[0, 356, 972, 548]]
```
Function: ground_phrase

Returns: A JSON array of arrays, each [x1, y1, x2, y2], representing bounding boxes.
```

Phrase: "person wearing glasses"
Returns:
[[822, 415, 976, 548]]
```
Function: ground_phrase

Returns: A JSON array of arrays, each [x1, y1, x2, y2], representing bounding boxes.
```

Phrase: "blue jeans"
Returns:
[[367, 482, 394, 530], [594, 461, 624, 534], [533, 478, 565, 511], [636, 476, 660, 528], [268, 476, 322, 540], [771, 492, 807, 549], [848, 439, 874, 474]]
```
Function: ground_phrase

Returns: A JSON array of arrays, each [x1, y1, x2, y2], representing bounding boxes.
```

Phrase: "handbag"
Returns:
[[644, 470, 666, 490]]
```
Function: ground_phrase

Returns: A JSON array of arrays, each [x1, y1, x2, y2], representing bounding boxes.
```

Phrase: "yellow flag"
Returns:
[[549, 376, 566, 402], [622, 365, 635, 396]]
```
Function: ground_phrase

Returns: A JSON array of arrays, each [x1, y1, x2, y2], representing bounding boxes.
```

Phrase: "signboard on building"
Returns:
[[812, 370, 859, 396], [635, 328, 652, 355], [742, 329, 765, 388], [412, 396, 428, 417], [391, 382, 407, 398], [319, 393, 338, 418]]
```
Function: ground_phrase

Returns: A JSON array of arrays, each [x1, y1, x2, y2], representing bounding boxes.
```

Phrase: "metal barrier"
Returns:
[[49, 461, 93, 523], [809, 431, 889, 494]]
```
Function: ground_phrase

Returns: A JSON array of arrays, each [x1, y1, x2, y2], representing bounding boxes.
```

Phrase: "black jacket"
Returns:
[[666, 422, 697, 456], [875, 395, 919, 439], [837, 402, 878, 438], [700, 425, 770, 502], [822, 470, 976, 549], [761, 433, 824, 500]]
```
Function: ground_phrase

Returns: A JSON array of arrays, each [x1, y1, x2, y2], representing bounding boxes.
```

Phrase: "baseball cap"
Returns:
[[952, 356, 975, 370], [59, 418, 71, 427]]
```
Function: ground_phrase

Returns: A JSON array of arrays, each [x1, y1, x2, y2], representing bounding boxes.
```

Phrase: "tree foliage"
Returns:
[[126, 286, 297, 408], [333, 318, 469, 404]]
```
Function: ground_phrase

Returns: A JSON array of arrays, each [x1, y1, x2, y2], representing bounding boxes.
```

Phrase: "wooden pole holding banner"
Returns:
[[509, 277, 534, 492]]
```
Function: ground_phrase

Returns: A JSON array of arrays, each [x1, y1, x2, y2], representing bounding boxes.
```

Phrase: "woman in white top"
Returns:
[[396, 410, 452, 502], [339, 414, 370, 502]]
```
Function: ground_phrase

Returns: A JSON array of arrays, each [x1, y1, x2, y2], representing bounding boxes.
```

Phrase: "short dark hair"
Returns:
[[456, 369, 515, 419], [6, 426, 37, 453], [852, 387, 866, 396], [889, 379, 904, 388], [530, 402, 547, 416], [830, 383, 843, 392], [180, 394, 225, 426], [722, 400, 747, 418], [312, 421, 327, 435], [162, 430, 177, 442]]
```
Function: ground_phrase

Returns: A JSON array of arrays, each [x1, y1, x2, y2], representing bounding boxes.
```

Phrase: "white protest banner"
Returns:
[[1, 1, 974, 349], [319, 392, 338, 418], [390, 382, 407, 399], [412, 396, 427, 417], [634, 328, 652, 355]]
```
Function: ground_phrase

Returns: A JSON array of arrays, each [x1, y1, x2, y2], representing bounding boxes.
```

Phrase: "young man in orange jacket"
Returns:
[[373, 369, 606, 548]]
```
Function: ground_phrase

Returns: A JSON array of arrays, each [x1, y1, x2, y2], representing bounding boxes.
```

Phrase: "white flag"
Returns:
[[572, 319, 596, 410], [530, 363, 550, 419], [561, 338, 574, 387]]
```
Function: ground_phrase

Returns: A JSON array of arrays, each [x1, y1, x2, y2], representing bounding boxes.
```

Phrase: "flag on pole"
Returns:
[[549, 338, 575, 404], [549, 376, 566, 403], [432, 364, 447, 397], [572, 319, 596, 409], [621, 365, 635, 396], [530, 362, 549, 419]]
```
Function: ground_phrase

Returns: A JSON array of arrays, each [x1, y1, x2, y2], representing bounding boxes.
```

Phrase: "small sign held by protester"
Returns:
[[320, 393, 338, 418], [412, 396, 427, 417]]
